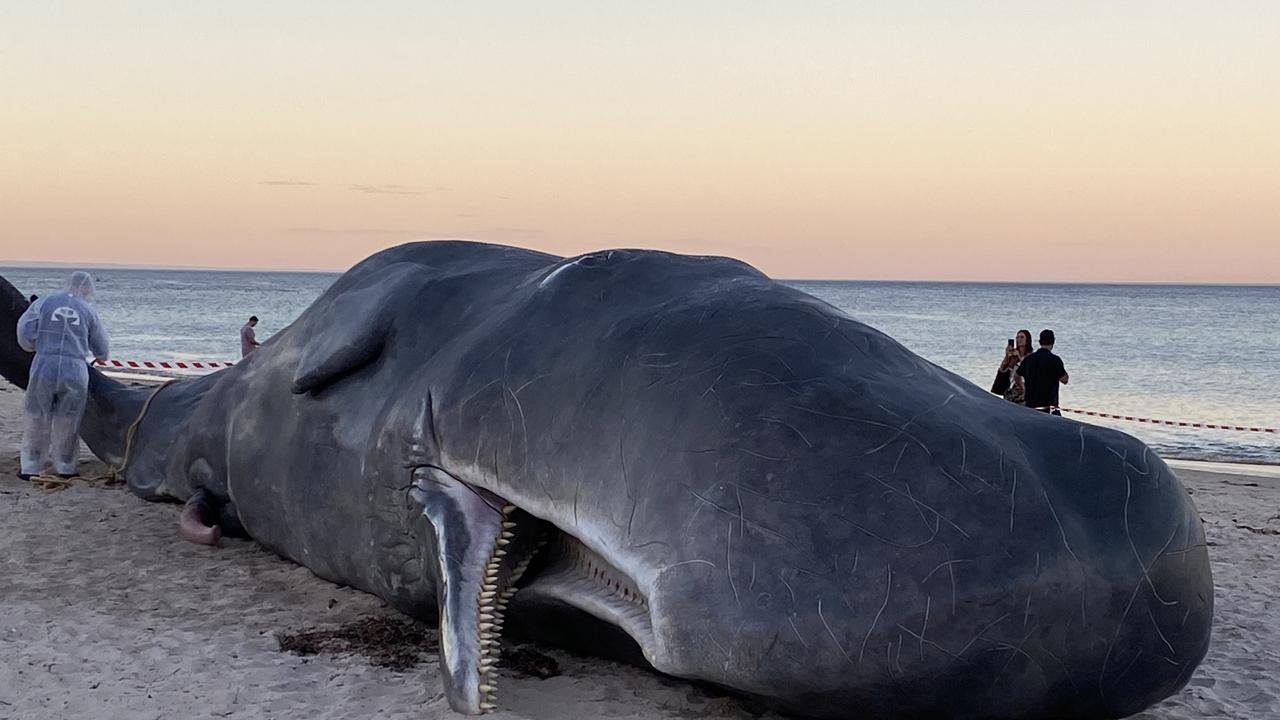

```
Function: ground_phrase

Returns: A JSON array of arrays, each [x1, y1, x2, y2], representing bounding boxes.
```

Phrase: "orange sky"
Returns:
[[1, 3, 1277, 281]]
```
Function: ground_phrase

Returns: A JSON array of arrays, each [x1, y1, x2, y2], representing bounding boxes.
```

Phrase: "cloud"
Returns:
[[260, 180, 317, 186], [286, 227, 431, 238], [349, 184, 421, 195]]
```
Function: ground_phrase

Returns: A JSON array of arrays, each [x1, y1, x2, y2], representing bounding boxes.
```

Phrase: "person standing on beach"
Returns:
[[15, 271, 110, 480], [992, 328, 1033, 404], [241, 316, 261, 357], [1017, 329, 1069, 415]]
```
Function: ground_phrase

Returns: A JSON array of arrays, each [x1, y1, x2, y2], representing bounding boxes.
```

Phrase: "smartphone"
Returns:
[[1007, 338, 1014, 348]]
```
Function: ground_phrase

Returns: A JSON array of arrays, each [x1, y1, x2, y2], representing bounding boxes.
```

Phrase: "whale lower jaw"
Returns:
[[409, 462, 659, 714]]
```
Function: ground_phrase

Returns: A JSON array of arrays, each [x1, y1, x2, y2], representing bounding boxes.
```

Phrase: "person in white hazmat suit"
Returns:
[[15, 271, 110, 480]]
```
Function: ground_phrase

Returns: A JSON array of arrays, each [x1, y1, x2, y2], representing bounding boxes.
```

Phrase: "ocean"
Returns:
[[5, 266, 1277, 465]]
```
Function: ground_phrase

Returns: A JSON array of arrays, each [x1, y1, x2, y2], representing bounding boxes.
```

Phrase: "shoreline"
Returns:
[[1166, 458, 1280, 479]]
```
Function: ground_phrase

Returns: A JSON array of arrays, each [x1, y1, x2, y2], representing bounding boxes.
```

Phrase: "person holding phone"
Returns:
[[991, 329, 1032, 403]]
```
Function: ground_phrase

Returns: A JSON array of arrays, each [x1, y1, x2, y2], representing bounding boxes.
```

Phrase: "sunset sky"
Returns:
[[2, 2, 1277, 281]]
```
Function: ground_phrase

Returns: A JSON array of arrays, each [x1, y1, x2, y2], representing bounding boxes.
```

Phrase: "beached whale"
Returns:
[[0, 242, 1212, 719]]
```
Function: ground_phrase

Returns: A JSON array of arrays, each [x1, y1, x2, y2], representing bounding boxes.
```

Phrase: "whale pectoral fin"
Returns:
[[291, 326, 387, 394], [410, 466, 543, 714], [290, 265, 422, 395]]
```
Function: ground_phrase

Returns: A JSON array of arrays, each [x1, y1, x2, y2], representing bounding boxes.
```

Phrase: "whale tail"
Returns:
[[0, 274, 34, 389]]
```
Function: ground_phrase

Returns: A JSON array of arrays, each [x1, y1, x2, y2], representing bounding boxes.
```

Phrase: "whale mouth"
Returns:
[[408, 465, 542, 713], [512, 533, 656, 661], [408, 463, 656, 714]]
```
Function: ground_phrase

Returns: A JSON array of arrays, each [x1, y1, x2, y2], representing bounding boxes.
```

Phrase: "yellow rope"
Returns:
[[28, 474, 73, 492], [85, 379, 177, 486], [20, 378, 176, 492]]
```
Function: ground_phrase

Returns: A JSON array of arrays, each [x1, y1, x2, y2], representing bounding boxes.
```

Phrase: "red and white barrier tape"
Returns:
[[95, 358, 236, 371], [1061, 407, 1277, 434], [86, 361, 1280, 435]]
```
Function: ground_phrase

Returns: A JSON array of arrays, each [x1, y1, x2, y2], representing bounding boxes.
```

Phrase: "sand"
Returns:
[[1, 382, 1276, 720]]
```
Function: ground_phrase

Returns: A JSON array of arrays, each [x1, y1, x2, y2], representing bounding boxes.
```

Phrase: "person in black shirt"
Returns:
[[1017, 329, 1069, 415]]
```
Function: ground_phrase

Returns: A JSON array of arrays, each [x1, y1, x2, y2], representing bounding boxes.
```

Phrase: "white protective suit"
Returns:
[[16, 271, 110, 477]]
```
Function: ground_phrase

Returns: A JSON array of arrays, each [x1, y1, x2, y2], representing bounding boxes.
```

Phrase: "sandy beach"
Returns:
[[1, 382, 1276, 720]]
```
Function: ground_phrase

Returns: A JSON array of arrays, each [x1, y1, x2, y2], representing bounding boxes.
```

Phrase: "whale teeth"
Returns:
[[500, 530, 515, 539], [479, 701, 495, 711], [502, 521, 517, 529], [501, 504, 516, 515], [496, 537, 510, 547]]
